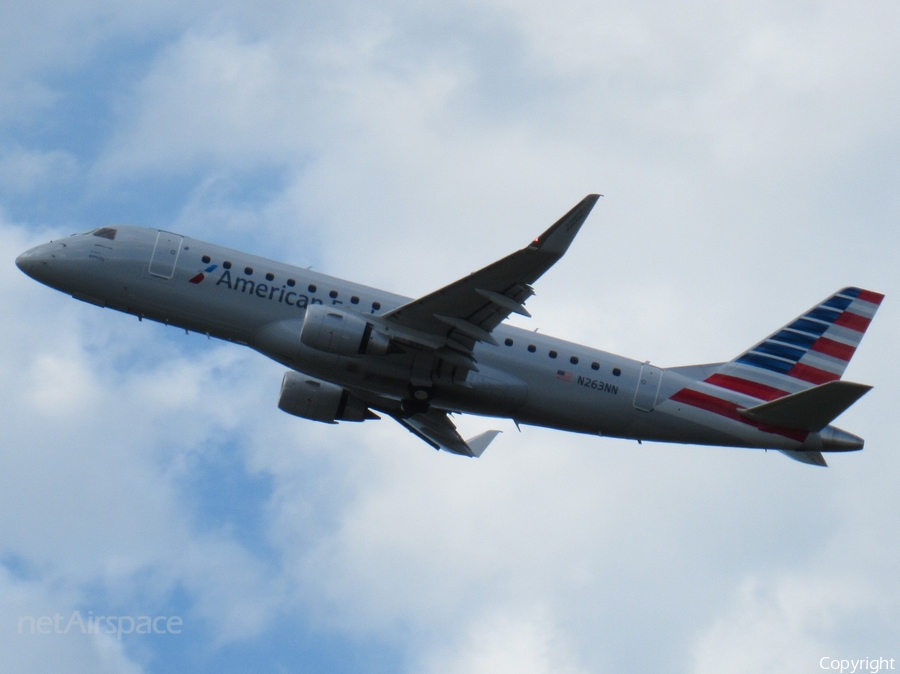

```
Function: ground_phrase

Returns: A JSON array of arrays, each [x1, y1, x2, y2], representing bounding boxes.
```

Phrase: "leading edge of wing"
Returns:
[[383, 194, 601, 347]]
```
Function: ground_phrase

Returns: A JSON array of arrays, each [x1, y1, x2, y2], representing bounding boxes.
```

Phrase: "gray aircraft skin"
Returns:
[[16, 196, 883, 466]]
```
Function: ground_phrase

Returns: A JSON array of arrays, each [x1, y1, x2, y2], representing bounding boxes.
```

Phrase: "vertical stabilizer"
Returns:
[[704, 287, 883, 403]]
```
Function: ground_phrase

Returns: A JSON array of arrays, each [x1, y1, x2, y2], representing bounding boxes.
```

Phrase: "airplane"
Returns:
[[15, 195, 884, 467]]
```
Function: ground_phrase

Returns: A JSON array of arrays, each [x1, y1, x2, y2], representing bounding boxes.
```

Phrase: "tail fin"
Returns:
[[705, 287, 884, 402]]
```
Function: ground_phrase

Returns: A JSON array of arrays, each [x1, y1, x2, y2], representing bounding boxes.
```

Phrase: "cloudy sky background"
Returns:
[[1, 1, 898, 672]]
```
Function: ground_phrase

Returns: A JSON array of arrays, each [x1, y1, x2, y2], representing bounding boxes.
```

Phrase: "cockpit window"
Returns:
[[92, 227, 117, 240]]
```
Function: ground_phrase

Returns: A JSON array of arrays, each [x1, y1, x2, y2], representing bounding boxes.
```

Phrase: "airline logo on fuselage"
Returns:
[[189, 264, 218, 284]]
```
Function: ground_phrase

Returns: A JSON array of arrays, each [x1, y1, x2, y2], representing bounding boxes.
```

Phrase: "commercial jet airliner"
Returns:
[[16, 195, 883, 466]]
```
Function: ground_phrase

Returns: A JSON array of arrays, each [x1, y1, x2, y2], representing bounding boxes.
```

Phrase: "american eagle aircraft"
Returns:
[[16, 195, 883, 466]]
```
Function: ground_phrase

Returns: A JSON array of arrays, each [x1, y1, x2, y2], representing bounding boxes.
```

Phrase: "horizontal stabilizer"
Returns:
[[740, 380, 872, 432], [778, 450, 828, 467]]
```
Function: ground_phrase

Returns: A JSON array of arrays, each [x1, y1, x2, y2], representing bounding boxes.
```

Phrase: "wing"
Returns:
[[391, 408, 501, 458], [382, 195, 600, 359]]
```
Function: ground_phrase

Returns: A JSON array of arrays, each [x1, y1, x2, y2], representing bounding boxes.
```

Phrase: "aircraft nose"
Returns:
[[16, 242, 59, 281], [16, 249, 40, 276]]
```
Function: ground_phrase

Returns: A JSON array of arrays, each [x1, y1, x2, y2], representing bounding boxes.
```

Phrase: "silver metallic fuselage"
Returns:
[[16, 225, 863, 455]]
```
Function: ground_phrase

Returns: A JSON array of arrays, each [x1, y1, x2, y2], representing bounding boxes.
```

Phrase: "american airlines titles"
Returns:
[[215, 269, 321, 309]]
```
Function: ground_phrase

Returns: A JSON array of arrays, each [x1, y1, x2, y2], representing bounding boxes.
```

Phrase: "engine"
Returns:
[[299, 304, 391, 357], [277, 371, 376, 423]]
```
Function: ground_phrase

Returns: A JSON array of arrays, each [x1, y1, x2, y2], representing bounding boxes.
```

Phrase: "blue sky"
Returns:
[[2, 1, 899, 672]]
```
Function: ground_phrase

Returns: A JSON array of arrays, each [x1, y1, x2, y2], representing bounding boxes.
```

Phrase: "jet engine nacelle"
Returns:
[[299, 305, 391, 357], [278, 371, 376, 423]]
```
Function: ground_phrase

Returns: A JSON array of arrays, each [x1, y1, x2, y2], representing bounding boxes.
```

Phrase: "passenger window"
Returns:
[[329, 290, 338, 299], [570, 356, 578, 364], [527, 344, 536, 353], [504, 338, 513, 346], [308, 284, 317, 293], [223, 261, 232, 269], [351, 296, 359, 304], [265, 272, 274, 281], [244, 267, 253, 275], [372, 301, 381, 310], [287, 279, 296, 287], [591, 362, 600, 371], [549, 350, 557, 359], [613, 368, 622, 376], [202, 255, 211, 263]]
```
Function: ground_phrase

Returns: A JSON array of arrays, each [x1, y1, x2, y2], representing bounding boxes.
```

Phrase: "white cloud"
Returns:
[[0, 148, 78, 194], [2, 0, 900, 671], [418, 608, 589, 674], [96, 32, 293, 177], [0, 0, 209, 126], [689, 573, 876, 674], [0, 566, 145, 673], [0, 220, 286, 650]]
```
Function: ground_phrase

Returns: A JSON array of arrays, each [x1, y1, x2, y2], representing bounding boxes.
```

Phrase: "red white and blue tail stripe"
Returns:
[[666, 287, 883, 448], [707, 287, 883, 401]]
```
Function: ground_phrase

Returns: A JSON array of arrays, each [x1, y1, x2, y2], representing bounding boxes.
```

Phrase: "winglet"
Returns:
[[390, 411, 501, 458], [529, 194, 601, 257], [466, 430, 502, 458]]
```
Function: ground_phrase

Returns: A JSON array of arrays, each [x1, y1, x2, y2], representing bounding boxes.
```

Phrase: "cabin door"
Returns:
[[149, 231, 183, 279], [633, 363, 663, 412]]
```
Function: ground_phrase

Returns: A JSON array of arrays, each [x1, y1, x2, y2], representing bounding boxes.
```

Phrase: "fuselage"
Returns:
[[15, 225, 864, 455]]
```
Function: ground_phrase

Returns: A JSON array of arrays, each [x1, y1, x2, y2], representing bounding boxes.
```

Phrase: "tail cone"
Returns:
[[819, 426, 865, 452]]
